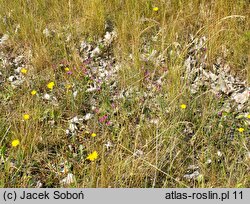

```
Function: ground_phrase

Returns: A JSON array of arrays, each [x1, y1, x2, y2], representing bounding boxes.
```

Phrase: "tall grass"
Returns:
[[0, 0, 249, 187]]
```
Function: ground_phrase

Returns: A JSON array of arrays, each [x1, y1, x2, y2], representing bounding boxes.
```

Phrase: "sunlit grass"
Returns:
[[0, 0, 249, 188]]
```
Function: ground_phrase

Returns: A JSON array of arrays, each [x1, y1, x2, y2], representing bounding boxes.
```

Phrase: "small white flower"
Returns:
[[217, 151, 222, 157], [43, 28, 51, 37], [99, 72, 105, 78], [84, 113, 93, 121], [73, 91, 78, 98], [133, 150, 143, 157], [205, 159, 212, 164], [66, 129, 70, 135], [104, 141, 113, 150], [150, 118, 159, 125], [43, 93, 51, 100]]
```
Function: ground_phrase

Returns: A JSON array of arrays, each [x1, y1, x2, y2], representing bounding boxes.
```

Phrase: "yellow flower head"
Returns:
[[64, 67, 70, 72], [65, 84, 72, 89], [23, 114, 30, 120], [238, 128, 244, 133], [91, 133, 97, 138], [247, 114, 250, 119], [31, 90, 37, 96], [47, 82, 55, 90], [153, 7, 159, 12], [86, 151, 98, 161], [21, 68, 28, 74], [180, 104, 187, 109], [12, 139, 20, 147]]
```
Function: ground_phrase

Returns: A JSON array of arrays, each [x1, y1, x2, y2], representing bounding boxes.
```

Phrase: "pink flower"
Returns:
[[82, 67, 87, 74], [106, 121, 112, 126], [94, 108, 99, 114], [99, 115, 108, 123]]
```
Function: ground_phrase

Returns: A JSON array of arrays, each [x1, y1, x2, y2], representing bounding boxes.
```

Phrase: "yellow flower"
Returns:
[[65, 84, 72, 89], [64, 67, 70, 72], [47, 82, 55, 90], [31, 90, 37, 95], [86, 151, 98, 161], [12, 139, 20, 147], [153, 7, 159, 12], [21, 68, 28, 74], [91, 133, 97, 137], [238, 128, 244, 133], [23, 114, 30, 120], [247, 114, 250, 119], [180, 104, 187, 109]]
